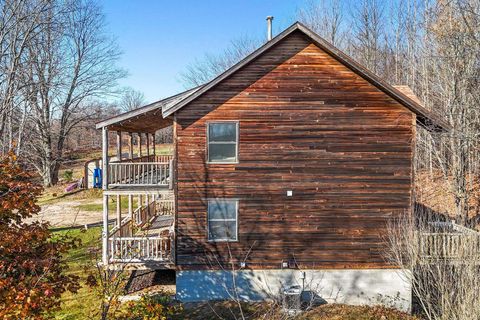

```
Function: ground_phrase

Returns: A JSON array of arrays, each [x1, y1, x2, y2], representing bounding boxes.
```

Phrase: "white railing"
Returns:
[[108, 159, 173, 187], [109, 236, 171, 262]]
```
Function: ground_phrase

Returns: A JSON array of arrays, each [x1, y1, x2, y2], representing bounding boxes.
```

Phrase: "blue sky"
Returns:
[[102, 1, 307, 102]]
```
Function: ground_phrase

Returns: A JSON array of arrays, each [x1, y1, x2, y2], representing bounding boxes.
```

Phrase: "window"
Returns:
[[208, 199, 238, 241], [207, 122, 238, 163]]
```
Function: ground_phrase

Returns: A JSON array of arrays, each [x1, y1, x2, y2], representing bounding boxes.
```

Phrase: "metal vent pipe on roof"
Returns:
[[266, 16, 274, 41]]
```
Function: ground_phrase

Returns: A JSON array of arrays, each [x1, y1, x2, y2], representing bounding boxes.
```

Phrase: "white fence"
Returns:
[[108, 236, 171, 262], [108, 160, 172, 187]]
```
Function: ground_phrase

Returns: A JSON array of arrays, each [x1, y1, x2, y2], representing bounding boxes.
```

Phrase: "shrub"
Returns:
[[62, 169, 74, 182], [119, 293, 182, 320], [0, 152, 80, 318]]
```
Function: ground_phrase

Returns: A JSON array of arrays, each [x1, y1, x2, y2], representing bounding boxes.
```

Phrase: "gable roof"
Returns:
[[162, 22, 448, 131], [97, 22, 448, 132]]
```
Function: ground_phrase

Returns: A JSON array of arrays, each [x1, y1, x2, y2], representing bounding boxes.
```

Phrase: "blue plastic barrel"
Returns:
[[93, 168, 102, 188]]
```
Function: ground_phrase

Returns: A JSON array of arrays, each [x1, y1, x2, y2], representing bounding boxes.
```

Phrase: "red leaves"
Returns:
[[0, 151, 42, 225], [0, 153, 80, 319]]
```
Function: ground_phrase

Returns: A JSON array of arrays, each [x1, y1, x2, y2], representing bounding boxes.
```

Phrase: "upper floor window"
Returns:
[[208, 199, 238, 241], [207, 122, 238, 163]]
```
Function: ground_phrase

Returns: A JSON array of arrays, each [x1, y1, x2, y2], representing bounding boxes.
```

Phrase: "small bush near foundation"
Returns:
[[119, 293, 182, 320]]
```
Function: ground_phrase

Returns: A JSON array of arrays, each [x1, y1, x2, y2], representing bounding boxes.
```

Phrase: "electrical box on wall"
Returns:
[[287, 190, 293, 197]]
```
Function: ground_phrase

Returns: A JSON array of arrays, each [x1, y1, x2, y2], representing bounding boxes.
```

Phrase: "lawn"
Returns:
[[53, 226, 101, 320], [76, 194, 139, 213]]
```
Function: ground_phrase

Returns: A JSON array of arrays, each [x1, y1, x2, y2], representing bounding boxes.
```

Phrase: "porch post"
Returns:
[[138, 133, 142, 157], [146, 133, 150, 158], [115, 131, 122, 235], [102, 127, 109, 190], [152, 133, 156, 158], [116, 195, 121, 235], [116, 131, 122, 161], [102, 127, 109, 265], [129, 132, 134, 159], [128, 194, 133, 236]]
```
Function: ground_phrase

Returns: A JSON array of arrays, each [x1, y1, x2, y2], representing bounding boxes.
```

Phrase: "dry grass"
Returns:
[[173, 301, 417, 320]]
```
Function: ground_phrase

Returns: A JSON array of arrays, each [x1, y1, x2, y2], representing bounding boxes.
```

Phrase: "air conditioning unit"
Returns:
[[282, 285, 302, 316]]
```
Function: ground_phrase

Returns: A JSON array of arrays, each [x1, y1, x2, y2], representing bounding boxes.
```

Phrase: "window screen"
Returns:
[[208, 199, 238, 241], [207, 122, 238, 163]]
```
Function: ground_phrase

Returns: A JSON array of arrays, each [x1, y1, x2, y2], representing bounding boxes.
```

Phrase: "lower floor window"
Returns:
[[208, 199, 238, 241]]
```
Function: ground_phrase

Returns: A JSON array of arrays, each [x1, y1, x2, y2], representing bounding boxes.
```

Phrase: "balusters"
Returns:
[[108, 236, 171, 262], [107, 160, 172, 186]]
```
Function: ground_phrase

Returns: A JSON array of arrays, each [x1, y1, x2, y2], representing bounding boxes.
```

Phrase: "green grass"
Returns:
[[75, 202, 103, 212], [37, 188, 103, 206], [53, 226, 101, 320], [75, 195, 139, 213]]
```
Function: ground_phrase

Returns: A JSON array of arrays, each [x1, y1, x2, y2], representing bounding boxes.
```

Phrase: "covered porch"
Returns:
[[96, 101, 176, 267]]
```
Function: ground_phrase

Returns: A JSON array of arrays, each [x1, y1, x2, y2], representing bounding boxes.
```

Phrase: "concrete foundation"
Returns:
[[176, 269, 411, 312]]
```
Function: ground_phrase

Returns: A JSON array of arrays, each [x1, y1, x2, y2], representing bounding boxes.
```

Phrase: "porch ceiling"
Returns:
[[97, 107, 172, 134]]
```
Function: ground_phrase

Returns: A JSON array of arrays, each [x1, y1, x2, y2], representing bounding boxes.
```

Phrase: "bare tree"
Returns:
[[119, 87, 145, 112], [349, 0, 386, 74], [179, 35, 260, 88], [297, 0, 345, 47], [0, 0, 51, 153], [20, 0, 125, 186]]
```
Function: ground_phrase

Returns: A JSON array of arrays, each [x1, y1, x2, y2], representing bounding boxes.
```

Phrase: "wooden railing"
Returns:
[[107, 159, 173, 187], [109, 199, 174, 238], [109, 215, 134, 238], [109, 236, 171, 262], [419, 233, 480, 259], [134, 199, 174, 225]]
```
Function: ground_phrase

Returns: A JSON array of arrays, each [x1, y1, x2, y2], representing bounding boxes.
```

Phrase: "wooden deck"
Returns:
[[103, 153, 176, 266], [107, 155, 174, 188], [107, 198, 175, 265]]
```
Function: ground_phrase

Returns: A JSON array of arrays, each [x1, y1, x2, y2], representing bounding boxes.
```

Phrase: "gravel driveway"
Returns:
[[26, 198, 103, 228]]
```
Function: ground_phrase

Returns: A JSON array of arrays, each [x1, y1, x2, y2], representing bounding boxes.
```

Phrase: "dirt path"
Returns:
[[27, 198, 103, 227]]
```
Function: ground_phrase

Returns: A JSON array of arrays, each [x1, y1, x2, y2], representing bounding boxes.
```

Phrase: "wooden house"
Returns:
[[96, 22, 447, 310]]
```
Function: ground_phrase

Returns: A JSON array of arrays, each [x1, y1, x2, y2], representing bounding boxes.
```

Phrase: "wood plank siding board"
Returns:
[[175, 32, 415, 269], [174, 30, 414, 270]]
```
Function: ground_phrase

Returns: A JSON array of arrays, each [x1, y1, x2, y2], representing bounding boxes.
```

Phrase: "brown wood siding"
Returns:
[[174, 30, 414, 270]]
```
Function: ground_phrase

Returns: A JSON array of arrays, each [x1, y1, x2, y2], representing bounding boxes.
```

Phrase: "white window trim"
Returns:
[[207, 199, 239, 242], [206, 121, 239, 164]]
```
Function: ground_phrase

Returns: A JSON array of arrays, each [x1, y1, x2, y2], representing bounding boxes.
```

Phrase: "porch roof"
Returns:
[[95, 86, 203, 133]]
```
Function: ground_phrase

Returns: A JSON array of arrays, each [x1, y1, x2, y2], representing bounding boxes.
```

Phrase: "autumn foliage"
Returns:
[[0, 153, 80, 319]]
